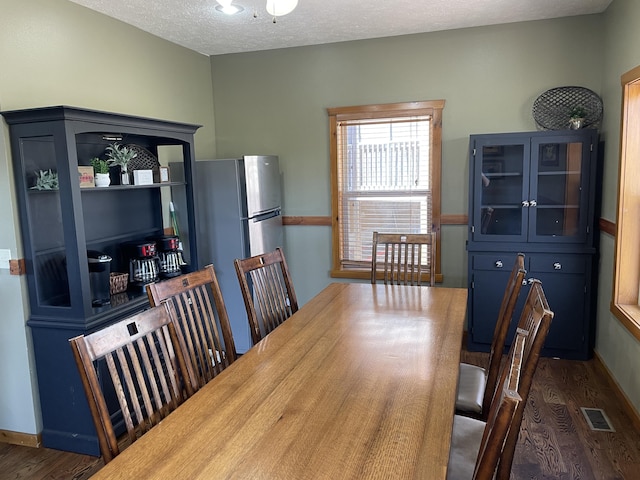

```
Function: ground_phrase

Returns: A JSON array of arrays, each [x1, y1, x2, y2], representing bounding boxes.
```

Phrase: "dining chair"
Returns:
[[146, 264, 237, 392], [69, 304, 194, 464], [234, 247, 299, 345], [456, 253, 526, 419], [495, 279, 554, 479], [371, 232, 436, 286], [447, 328, 527, 480]]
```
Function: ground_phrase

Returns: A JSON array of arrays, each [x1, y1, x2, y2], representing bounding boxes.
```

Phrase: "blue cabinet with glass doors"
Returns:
[[466, 129, 599, 360]]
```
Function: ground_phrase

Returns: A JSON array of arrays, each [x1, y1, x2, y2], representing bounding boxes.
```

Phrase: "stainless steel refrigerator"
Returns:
[[194, 155, 283, 353]]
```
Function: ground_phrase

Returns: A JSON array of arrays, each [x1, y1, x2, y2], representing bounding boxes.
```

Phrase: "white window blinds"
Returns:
[[336, 115, 432, 269]]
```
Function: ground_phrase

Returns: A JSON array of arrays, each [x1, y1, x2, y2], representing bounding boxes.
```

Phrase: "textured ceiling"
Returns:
[[68, 0, 612, 56]]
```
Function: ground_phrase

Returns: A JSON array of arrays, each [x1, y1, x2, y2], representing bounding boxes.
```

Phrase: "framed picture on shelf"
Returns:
[[159, 166, 170, 183], [78, 166, 95, 188], [540, 143, 560, 167]]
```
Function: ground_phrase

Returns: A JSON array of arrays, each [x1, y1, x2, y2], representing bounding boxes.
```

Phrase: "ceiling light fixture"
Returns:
[[265, 0, 298, 17], [215, 0, 244, 15], [214, 0, 297, 21]]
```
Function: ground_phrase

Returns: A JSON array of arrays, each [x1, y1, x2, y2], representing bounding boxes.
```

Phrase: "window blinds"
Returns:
[[336, 116, 432, 268]]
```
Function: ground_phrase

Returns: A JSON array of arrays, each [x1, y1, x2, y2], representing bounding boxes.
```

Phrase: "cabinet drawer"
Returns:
[[472, 253, 523, 271], [529, 254, 586, 274]]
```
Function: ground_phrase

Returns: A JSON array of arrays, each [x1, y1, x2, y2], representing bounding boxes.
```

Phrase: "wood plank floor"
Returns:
[[1, 351, 639, 479]]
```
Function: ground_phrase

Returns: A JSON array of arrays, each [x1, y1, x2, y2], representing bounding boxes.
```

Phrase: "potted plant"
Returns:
[[569, 106, 587, 129], [91, 157, 111, 187], [30, 169, 59, 190], [105, 143, 137, 185]]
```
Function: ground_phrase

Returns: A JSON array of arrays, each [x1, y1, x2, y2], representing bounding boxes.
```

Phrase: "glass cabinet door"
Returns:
[[529, 137, 589, 243], [22, 136, 72, 309], [473, 137, 529, 242]]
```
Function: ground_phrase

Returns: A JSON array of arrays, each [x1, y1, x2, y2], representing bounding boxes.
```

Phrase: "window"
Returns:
[[328, 100, 445, 280], [612, 64, 640, 342]]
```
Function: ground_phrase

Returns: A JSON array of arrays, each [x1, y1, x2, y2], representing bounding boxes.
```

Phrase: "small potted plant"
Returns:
[[569, 106, 587, 129], [30, 169, 59, 190], [91, 157, 111, 187], [105, 143, 137, 185]]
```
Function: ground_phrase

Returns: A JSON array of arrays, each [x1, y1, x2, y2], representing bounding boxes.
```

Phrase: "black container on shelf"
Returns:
[[87, 250, 112, 307]]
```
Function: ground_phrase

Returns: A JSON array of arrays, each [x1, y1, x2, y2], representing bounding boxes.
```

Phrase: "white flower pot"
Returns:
[[95, 173, 111, 187]]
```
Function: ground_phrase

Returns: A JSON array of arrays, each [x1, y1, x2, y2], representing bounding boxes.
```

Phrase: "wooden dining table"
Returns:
[[91, 282, 468, 479]]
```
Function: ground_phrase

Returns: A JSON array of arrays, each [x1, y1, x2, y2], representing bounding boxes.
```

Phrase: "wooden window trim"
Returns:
[[611, 64, 640, 342], [328, 100, 445, 280]]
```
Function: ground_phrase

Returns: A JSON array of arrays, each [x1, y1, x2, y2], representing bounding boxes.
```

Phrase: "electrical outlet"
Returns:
[[0, 249, 10, 269]]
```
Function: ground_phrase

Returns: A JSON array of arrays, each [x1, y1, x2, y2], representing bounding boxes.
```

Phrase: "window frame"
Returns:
[[328, 100, 445, 281], [611, 64, 640, 342]]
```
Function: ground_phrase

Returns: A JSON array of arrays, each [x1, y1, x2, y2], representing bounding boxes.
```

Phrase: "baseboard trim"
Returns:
[[0, 430, 42, 448], [593, 351, 640, 432]]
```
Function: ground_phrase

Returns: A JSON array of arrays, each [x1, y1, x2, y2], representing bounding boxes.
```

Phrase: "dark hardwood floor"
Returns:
[[1, 351, 639, 479]]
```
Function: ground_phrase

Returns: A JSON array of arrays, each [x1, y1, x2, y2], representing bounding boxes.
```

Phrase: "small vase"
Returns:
[[95, 173, 111, 187], [120, 167, 130, 185]]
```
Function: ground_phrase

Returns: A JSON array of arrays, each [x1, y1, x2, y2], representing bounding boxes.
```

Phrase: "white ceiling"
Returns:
[[68, 0, 612, 56]]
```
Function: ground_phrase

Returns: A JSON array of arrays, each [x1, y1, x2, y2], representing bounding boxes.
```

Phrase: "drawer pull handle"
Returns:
[[495, 260, 503, 268], [554, 262, 562, 270]]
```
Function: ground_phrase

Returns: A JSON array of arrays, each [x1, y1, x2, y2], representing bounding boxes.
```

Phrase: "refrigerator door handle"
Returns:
[[251, 208, 281, 222]]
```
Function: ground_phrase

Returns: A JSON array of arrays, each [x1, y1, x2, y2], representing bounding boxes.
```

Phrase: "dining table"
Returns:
[[90, 282, 468, 479]]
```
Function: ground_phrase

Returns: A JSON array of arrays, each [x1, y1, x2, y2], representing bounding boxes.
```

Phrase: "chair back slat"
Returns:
[[147, 265, 237, 391], [234, 247, 299, 345], [69, 305, 193, 463], [371, 232, 436, 286]]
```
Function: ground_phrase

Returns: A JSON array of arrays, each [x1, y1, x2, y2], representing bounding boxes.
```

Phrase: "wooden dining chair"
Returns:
[[69, 304, 194, 464], [234, 247, 299, 345], [146, 264, 237, 392], [495, 279, 554, 479], [456, 253, 526, 419], [447, 329, 527, 480], [370, 232, 436, 286], [450, 280, 553, 479]]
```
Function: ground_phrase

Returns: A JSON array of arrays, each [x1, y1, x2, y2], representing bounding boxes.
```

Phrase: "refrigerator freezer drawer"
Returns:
[[247, 213, 283, 257]]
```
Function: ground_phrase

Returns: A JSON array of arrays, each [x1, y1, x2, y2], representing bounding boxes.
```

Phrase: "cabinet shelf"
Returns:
[[537, 204, 580, 209], [80, 181, 185, 192], [28, 189, 60, 194], [538, 170, 582, 176], [484, 172, 522, 178]]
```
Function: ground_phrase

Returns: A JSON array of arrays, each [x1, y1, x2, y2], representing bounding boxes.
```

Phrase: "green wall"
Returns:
[[596, 0, 640, 415], [0, 0, 216, 435], [210, 16, 604, 303]]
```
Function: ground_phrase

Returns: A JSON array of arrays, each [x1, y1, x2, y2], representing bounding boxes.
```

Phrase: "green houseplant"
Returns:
[[90, 157, 111, 187], [90, 157, 109, 174], [105, 143, 137, 185], [569, 106, 587, 129], [30, 169, 59, 190]]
